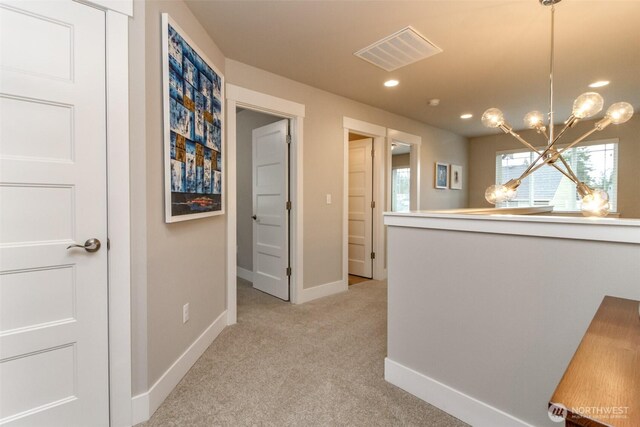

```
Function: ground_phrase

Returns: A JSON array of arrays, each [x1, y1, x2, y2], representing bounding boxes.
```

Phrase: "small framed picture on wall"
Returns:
[[434, 162, 449, 189], [450, 164, 462, 190]]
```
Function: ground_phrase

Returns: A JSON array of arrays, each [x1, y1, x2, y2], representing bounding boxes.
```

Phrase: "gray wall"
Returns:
[[226, 60, 469, 289], [392, 153, 410, 168], [468, 116, 640, 218], [387, 225, 640, 426], [129, 0, 227, 394], [236, 110, 283, 272]]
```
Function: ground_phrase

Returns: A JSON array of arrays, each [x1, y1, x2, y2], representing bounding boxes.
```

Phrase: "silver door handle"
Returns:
[[67, 238, 101, 253]]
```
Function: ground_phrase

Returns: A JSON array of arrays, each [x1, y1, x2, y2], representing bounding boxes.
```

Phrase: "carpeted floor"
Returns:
[[348, 274, 371, 286], [138, 278, 467, 426]]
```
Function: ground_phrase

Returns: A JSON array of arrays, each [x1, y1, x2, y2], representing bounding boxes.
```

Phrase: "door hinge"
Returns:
[[286, 201, 292, 210], [371, 200, 376, 209], [370, 252, 376, 260], [286, 134, 292, 144], [107, 238, 111, 250], [286, 267, 292, 276]]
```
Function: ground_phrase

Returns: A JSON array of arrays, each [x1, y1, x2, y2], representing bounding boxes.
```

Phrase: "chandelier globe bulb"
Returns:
[[572, 92, 604, 119], [524, 111, 545, 129], [581, 189, 610, 217], [485, 184, 507, 204], [481, 108, 505, 128], [605, 102, 634, 124]]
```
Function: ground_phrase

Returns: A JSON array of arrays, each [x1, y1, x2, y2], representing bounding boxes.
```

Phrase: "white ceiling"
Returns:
[[185, 0, 640, 137]]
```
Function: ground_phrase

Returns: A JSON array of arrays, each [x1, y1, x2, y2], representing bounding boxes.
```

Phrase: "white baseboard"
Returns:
[[131, 311, 228, 425], [384, 358, 533, 427], [236, 266, 253, 282], [297, 279, 347, 304]]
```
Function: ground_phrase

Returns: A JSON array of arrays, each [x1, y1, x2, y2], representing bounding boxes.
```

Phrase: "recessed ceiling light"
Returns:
[[589, 80, 610, 88], [428, 98, 440, 107], [460, 113, 473, 119], [384, 79, 399, 87]]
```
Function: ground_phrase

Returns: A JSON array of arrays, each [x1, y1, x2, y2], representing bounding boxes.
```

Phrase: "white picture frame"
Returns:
[[435, 162, 449, 189], [450, 164, 462, 190]]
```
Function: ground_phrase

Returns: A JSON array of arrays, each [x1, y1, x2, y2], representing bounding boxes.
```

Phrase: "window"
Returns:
[[392, 167, 410, 212], [495, 140, 618, 212]]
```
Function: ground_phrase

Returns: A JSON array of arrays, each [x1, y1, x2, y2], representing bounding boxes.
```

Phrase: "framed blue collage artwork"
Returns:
[[162, 13, 224, 222]]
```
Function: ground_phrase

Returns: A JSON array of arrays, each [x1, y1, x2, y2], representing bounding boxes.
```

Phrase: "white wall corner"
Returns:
[[297, 280, 347, 304], [384, 358, 534, 427], [131, 311, 228, 425]]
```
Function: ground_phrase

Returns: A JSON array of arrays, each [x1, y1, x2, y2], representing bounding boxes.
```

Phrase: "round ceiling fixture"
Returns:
[[428, 98, 440, 107], [460, 113, 473, 119], [589, 80, 610, 88], [384, 79, 399, 87]]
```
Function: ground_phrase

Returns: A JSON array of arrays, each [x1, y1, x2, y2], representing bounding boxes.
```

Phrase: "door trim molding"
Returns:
[[104, 7, 132, 427], [226, 84, 305, 322], [343, 117, 386, 282]]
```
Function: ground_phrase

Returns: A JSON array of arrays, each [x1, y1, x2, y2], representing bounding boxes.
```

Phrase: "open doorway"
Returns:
[[387, 129, 421, 212], [236, 108, 291, 301], [342, 117, 386, 285], [226, 84, 305, 323], [390, 142, 412, 212]]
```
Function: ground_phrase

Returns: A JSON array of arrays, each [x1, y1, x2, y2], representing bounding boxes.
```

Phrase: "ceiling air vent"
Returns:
[[354, 26, 442, 72]]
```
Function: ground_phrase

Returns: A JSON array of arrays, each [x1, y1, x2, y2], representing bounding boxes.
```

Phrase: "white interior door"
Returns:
[[0, 1, 109, 425], [252, 119, 289, 300], [348, 138, 373, 278]]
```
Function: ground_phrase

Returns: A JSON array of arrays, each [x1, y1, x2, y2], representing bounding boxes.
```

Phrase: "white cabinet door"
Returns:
[[252, 120, 289, 300], [348, 138, 373, 278], [0, 1, 109, 425]]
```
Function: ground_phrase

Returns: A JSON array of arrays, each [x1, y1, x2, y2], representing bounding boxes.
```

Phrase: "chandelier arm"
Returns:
[[556, 154, 581, 184], [517, 159, 547, 182], [548, 4, 556, 146], [519, 147, 549, 178], [555, 126, 601, 157], [505, 130, 577, 181], [550, 120, 575, 146], [515, 155, 578, 184]]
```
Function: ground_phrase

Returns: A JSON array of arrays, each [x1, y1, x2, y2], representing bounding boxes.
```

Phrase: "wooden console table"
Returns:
[[549, 296, 640, 427]]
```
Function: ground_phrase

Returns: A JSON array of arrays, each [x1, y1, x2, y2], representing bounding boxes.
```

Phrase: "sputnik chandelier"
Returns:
[[481, 0, 634, 217]]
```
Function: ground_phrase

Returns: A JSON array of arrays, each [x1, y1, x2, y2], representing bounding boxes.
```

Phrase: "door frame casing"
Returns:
[[343, 117, 386, 282], [226, 84, 305, 323], [79, 1, 133, 425]]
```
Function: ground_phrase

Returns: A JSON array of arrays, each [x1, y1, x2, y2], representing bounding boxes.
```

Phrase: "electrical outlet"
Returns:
[[326, 194, 332, 204], [183, 303, 190, 323]]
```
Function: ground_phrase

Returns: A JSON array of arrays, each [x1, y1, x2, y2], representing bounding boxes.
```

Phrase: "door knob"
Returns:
[[67, 238, 101, 253], [252, 215, 257, 220]]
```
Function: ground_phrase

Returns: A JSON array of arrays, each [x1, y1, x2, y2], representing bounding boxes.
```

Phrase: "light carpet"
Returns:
[[137, 278, 467, 426]]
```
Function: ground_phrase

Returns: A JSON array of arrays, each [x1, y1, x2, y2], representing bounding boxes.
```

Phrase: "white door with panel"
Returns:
[[0, 1, 109, 425], [348, 138, 373, 278], [252, 120, 290, 300]]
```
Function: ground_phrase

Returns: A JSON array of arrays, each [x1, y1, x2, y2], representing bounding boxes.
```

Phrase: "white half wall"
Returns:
[[385, 219, 640, 426]]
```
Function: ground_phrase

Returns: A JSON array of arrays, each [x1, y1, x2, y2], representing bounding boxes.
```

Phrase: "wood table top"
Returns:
[[550, 296, 640, 427]]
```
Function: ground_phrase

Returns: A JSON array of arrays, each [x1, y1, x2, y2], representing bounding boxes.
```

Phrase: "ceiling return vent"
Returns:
[[354, 26, 442, 72]]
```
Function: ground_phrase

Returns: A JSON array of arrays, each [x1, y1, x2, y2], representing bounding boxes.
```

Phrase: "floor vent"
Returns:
[[354, 26, 442, 72]]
